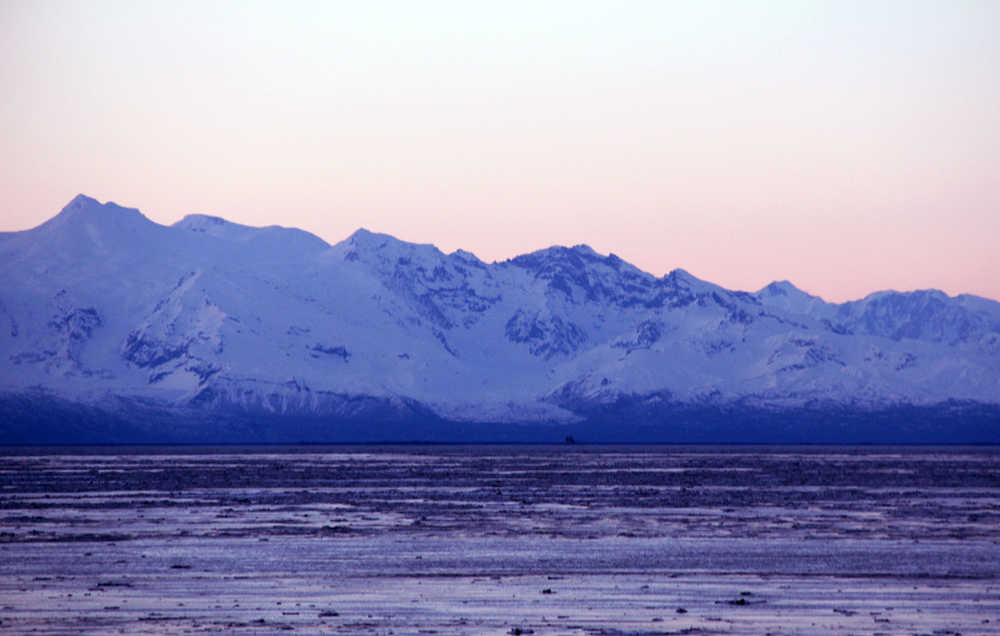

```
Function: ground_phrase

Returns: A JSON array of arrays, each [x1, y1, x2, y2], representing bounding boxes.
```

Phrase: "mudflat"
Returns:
[[1, 445, 998, 634]]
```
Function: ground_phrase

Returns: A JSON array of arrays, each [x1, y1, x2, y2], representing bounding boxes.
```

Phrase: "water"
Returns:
[[1, 445, 998, 634]]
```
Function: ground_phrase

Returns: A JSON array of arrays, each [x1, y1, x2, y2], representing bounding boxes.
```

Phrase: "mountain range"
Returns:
[[2, 195, 998, 443]]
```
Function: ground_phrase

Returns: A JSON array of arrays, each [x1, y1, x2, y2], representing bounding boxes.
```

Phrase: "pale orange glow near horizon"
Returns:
[[2, 1, 998, 303]]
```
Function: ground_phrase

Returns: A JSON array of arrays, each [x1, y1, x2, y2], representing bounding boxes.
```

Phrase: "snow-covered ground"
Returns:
[[1, 445, 998, 634]]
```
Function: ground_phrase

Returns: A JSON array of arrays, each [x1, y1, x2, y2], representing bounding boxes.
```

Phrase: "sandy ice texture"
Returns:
[[1, 444, 998, 634]]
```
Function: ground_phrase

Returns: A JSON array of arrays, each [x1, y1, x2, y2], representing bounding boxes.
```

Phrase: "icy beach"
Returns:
[[1, 445, 998, 634]]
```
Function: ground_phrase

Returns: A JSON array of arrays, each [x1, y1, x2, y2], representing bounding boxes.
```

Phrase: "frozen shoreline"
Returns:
[[2, 445, 998, 634]]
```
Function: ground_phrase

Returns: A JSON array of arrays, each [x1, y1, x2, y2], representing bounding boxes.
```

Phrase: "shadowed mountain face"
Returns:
[[1, 195, 999, 443]]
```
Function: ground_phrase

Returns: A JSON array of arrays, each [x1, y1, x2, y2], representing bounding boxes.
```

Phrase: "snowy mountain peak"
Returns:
[[173, 214, 258, 240], [666, 267, 694, 279], [24, 195, 156, 260], [663, 268, 703, 288], [51, 194, 143, 225], [754, 280, 830, 318], [2, 195, 999, 443], [346, 227, 382, 244], [173, 213, 330, 255], [852, 288, 954, 309], [571, 244, 600, 257], [759, 280, 803, 297], [510, 244, 606, 270], [449, 248, 483, 263], [346, 227, 411, 251], [343, 228, 447, 265], [63, 193, 100, 211], [174, 213, 229, 230], [832, 288, 1000, 344]]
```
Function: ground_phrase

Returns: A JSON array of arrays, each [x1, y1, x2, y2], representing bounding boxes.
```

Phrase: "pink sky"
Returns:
[[2, 1, 998, 302]]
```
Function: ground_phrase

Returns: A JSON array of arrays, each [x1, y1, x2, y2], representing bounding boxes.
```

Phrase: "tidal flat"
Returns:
[[1, 444, 998, 635]]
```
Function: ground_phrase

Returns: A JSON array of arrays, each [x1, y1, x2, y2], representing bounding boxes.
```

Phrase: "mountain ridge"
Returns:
[[1, 195, 998, 443]]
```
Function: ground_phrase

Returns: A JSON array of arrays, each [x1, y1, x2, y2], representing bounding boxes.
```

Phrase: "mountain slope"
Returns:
[[1, 195, 998, 442]]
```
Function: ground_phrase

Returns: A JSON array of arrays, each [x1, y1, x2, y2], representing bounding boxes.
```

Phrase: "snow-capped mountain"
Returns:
[[2, 195, 998, 443]]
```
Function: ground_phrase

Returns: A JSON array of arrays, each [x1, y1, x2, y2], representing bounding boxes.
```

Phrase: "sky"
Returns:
[[2, 0, 998, 303]]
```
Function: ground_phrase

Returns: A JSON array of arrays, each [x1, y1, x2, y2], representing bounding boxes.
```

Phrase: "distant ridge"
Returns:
[[1, 195, 998, 443]]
